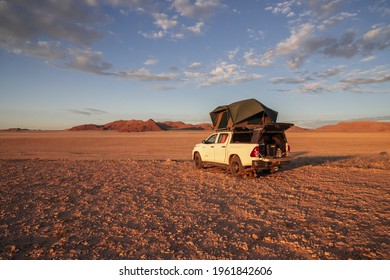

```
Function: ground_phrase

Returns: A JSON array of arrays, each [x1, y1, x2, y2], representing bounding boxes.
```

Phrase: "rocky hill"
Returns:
[[287, 125, 309, 132], [69, 119, 212, 132], [104, 119, 163, 132]]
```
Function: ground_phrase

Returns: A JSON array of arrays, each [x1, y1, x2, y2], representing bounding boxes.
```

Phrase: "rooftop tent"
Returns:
[[210, 98, 278, 130]]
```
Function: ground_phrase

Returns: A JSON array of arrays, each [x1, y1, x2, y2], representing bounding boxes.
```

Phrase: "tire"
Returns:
[[229, 155, 244, 176], [194, 152, 203, 169]]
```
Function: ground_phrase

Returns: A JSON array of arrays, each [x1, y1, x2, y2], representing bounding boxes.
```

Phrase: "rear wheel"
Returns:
[[229, 155, 244, 176], [194, 152, 203, 169]]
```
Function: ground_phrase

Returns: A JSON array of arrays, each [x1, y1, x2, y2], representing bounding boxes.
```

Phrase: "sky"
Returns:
[[0, 0, 389, 129]]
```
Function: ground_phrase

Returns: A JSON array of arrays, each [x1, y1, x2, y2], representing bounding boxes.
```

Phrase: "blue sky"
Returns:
[[0, 0, 389, 129]]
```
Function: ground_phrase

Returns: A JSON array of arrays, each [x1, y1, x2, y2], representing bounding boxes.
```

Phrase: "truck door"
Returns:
[[202, 133, 217, 161], [214, 133, 229, 163]]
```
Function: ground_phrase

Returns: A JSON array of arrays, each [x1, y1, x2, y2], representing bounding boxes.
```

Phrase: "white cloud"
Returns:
[[149, 85, 177, 91], [172, 0, 224, 19], [8, 40, 66, 60], [361, 55, 376, 62], [270, 76, 311, 84], [299, 82, 331, 94], [184, 61, 263, 87], [308, 0, 343, 18], [316, 65, 345, 77], [187, 62, 203, 69], [363, 26, 382, 41], [117, 68, 179, 81], [244, 24, 314, 68], [227, 47, 240, 61], [144, 59, 159, 65], [186, 21, 205, 35], [152, 13, 178, 31], [347, 65, 388, 77], [318, 12, 357, 30], [287, 55, 305, 69], [65, 48, 112, 75], [140, 30, 166, 39], [265, 1, 297, 17], [171, 32, 185, 39], [244, 21, 390, 70], [337, 65, 390, 92], [341, 74, 390, 85], [244, 49, 274, 67], [369, 2, 390, 17], [247, 29, 266, 41], [184, 71, 205, 78], [185, 61, 263, 87], [85, 0, 99, 6], [360, 25, 390, 53], [274, 23, 314, 55]]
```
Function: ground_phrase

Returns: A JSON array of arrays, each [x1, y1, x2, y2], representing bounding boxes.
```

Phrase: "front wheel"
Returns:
[[194, 152, 203, 169], [229, 155, 244, 176]]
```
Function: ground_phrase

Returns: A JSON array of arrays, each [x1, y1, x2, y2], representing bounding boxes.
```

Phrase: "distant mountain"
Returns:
[[287, 125, 309, 132], [68, 124, 104, 131], [104, 119, 162, 132], [68, 119, 212, 132], [158, 121, 212, 130], [316, 121, 390, 132], [3, 128, 31, 132]]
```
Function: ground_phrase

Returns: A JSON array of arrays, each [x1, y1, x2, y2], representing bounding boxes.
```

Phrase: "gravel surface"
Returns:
[[1, 154, 389, 259]]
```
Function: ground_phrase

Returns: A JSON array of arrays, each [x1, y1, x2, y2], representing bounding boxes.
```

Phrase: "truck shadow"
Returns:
[[190, 153, 353, 177], [284, 153, 352, 171]]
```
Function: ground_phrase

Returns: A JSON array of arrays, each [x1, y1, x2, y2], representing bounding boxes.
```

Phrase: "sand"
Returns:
[[0, 130, 389, 259]]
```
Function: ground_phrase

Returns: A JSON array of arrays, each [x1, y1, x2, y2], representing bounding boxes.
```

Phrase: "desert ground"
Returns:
[[0, 130, 389, 259]]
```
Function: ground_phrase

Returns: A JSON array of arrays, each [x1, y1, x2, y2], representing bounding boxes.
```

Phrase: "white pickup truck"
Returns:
[[192, 123, 293, 175]]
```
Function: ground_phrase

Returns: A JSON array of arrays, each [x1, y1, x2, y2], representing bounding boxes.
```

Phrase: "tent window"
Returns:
[[247, 112, 264, 125], [218, 111, 229, 129]]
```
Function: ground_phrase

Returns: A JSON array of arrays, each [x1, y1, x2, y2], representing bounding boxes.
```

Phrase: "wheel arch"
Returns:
[[228, 153, 239, 162]]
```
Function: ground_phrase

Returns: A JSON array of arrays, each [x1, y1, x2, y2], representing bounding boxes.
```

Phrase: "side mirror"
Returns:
[[202, 140, 206, 144]]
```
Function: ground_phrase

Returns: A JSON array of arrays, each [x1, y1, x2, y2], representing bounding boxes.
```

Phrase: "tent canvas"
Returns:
[[210, 99, 278, 130]]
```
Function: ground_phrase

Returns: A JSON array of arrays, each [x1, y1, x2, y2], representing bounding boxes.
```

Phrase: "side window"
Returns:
[[217, 133, 228, 144], [205, 134, 217, 144], [232, 132, 252, 143]]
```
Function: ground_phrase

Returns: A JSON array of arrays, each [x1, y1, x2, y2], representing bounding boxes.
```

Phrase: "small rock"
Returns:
[[240, 243, 249, 251], [264, 237, 272, 242]]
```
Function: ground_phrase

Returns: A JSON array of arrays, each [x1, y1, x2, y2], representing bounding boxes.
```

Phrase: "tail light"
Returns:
[[250, 146, 260, 157], [286, 143, 291, 154]]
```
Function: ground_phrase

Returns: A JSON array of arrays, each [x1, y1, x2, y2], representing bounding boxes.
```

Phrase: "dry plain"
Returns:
[[0, 130, 389, 259]]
